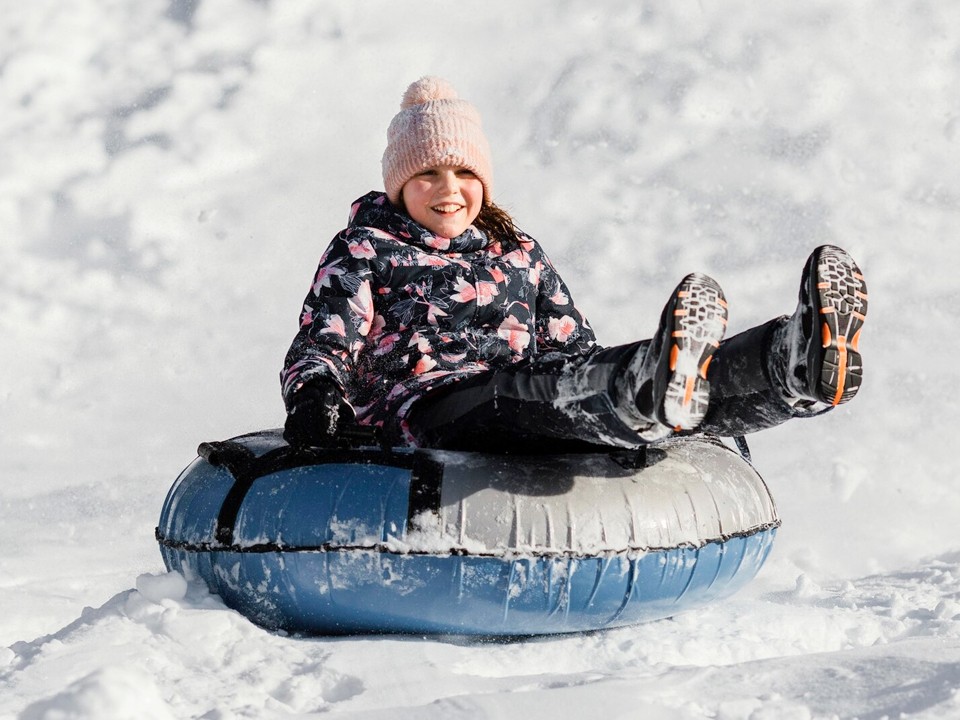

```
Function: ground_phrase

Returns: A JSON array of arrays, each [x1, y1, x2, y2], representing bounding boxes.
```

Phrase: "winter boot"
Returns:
[[620, 273, 729, 438], [770, 245, 869, 406]]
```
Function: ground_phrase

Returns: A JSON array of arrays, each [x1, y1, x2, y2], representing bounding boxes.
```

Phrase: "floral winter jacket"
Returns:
[[281, 191, 597, 441]]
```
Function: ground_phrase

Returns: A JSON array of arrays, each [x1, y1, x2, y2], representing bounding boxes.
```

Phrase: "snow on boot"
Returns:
[[773, 245, 869, 406], [626, 273, 729, 437]]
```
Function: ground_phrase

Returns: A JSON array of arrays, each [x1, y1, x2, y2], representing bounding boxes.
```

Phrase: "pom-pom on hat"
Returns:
[[382, 77, 493, 205]]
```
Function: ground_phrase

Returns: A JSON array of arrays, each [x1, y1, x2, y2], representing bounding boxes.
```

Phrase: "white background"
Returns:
[[2, 1, 959, 717]]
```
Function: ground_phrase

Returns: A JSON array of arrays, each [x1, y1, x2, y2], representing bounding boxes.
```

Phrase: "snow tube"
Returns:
[[156, 429, 779, 636]]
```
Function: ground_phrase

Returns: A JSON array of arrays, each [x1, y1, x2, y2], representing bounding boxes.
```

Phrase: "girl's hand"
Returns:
[[283, 379, 355, 448]]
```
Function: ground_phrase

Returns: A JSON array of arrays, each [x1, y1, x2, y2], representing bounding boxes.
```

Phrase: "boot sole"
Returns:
[[663, 273, 729, 430], [810, 246, 868, 405]]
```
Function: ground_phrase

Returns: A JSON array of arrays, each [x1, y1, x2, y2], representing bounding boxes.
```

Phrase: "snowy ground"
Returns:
[[2, 0, 960, 717]]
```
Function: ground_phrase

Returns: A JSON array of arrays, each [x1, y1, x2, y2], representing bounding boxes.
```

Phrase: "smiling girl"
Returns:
[[281, 77, 868, 452], [401, 166, 482, 240]]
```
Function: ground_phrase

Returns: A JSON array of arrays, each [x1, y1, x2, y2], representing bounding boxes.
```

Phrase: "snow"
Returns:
[[2, 0, 960, 717]]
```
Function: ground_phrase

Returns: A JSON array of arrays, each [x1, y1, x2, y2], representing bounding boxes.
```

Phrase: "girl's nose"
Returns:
[[439, 170, 459, 194]]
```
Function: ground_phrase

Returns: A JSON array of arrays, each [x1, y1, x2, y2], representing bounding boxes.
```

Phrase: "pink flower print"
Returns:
[[424, 255, 447, 266], [312, 261, 345, 294], [347, 238, 376, 259], [417, 369, 455, 383], [320, 314, 347, 337], [441, 352, 467, 363], [452, 279, 497, 306], [451, 277, 476, 304], [548, 315, 577, 343], [550, 289, 569, 305], [408, 332, 432, 353], [300, 305, 314, 328], [502, 248, 531, 268], [414, 354, 437, 375], [488, 267, 506, 283], [498, 315, 531, 354], [475, 281, 498, 306], [369, 314, 386, 338], [528, 261, 542, 287], [385, 382, 409, 402], [374, 332, 401, 355], [426, 303, 449, 326], [424, 234, 451, 251], [348, 280, 374, 336], [370, 227, 395, 242]]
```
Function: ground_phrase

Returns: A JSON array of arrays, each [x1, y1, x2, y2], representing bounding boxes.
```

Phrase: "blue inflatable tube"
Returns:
[[156, 430, 779, 636]]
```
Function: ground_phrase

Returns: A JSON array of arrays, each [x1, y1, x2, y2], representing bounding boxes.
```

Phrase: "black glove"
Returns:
[[283, 378, 355, 448]]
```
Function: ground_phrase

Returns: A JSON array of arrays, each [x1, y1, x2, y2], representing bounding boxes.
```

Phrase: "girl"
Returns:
[[281, 77, 868, 453]]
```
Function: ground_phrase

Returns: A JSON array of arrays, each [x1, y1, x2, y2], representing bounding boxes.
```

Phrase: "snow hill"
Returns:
[[2, 1, 960, 717]]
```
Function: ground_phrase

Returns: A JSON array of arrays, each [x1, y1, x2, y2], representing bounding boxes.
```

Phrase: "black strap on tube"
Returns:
[[200, 428, 425, 548]]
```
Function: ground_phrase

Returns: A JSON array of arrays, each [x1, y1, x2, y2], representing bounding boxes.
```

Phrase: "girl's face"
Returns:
[[401, 165, 483, 239]]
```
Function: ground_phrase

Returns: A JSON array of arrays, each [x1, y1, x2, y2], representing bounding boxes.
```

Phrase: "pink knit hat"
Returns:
[[382, 77, 493, 205]]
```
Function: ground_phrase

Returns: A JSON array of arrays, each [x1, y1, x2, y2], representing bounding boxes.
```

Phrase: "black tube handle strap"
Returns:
[[200, 436, 419, 548]]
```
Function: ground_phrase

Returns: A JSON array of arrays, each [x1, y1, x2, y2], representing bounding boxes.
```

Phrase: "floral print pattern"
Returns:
[[281, 191, 596, 439]]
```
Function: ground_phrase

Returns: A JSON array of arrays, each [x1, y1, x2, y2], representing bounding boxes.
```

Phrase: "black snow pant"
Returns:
[[404, 318, 812, 453]]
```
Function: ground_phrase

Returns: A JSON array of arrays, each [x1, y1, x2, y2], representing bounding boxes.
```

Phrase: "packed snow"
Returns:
[[3, 0, 960, 717]]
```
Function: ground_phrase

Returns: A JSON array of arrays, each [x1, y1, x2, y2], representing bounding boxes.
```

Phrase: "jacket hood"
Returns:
[[348, 191, 489, 254]]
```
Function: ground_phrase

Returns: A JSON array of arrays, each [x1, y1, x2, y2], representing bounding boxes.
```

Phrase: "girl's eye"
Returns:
[[417, 169, 438, 177], [456, 169, 476, 177]]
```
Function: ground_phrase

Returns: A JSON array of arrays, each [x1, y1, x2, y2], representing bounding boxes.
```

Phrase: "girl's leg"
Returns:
[[406, 319, 793, 451], [406, 245, 868, 450], [406, 274, 730, 451], [404, 344, 646, 452], [698, 319, 801, 436]]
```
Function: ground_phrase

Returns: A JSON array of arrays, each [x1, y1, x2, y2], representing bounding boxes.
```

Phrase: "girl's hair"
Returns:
[[474, 201, 522, 249]]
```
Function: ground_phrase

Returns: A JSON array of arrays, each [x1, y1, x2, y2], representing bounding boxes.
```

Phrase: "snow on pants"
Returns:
[[404, 318, 810, 452]]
